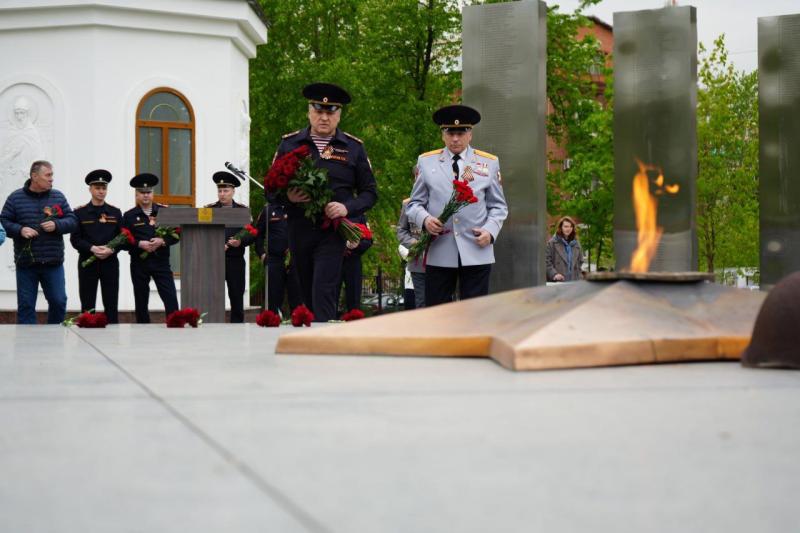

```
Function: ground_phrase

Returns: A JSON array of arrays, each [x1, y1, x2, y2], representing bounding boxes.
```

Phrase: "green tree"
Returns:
[[696, 35, 759, 275], [249, 0, 462, 297], [544, 1, 614, 270]]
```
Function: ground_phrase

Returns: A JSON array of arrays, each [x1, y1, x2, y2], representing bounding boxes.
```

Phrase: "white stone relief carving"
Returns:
[[0, 83, 54, 281], [0, 84, 52, 198]]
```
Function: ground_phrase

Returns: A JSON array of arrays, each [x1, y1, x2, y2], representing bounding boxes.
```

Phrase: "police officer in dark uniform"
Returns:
[[338, 214, 372, 314], [204, 171, 253, 323], [254, 202, 302, 314], [122, 173, 179, 323], [70, 169, 123, 323], [273, 82, 377, 321]]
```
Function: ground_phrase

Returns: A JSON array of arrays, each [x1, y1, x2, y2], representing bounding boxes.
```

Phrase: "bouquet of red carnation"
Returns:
[[82, 227, 136, 267], [140, 226, 180, 259], [290, 304, 314, 327], [255, 309, 281, 327], [265, 146, 365, 244], [408, 179, 478, 263], [165, 308, 203, 328], [229, 223, 258, 245], [75, 312, 108, 328], [340, 309, 365, 321]]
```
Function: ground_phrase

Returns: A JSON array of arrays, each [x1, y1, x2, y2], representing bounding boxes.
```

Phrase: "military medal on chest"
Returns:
[[462, 165, 475, 183], [99, 213, 108, 224], [320, 145, 333, 160]]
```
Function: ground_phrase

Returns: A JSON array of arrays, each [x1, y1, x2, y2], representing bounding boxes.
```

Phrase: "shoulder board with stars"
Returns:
[[282, 130, 300, 139], [474, 149, 498, 161], [343, 132, 363, 144], [420, 149, 444, 158]]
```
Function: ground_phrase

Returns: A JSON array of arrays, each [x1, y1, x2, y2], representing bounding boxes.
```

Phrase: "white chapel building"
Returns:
[[0, 0, 268, 313]]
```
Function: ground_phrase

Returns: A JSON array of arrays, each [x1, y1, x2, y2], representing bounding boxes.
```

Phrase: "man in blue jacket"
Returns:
[[0, 160, 78, 324]]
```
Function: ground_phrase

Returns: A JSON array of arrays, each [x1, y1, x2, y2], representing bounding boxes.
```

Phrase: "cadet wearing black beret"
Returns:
[[204, 171, 253, 323], [70, 169, 123, 322], [121, 173, 179, 323]]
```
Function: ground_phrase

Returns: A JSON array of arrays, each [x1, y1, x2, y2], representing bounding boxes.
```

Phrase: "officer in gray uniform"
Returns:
[[406, 104, 508, 307]]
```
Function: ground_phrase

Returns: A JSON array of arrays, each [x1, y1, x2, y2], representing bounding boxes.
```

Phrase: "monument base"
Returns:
[[276, 280, 765, 371]]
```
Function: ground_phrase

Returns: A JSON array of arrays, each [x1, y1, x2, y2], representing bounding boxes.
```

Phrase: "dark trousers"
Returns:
[[425, 262, 492, 307], [289, 222, 345, 322], [266, 254, 302, 314], [338, 252, 363, 313], [130, 259, 179, 324], [16, 263, 67, 324], [78, 256, 119, 323], [225, 256, 246, 323]]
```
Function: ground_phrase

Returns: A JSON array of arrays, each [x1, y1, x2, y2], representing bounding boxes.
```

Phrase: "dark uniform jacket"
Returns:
[[0, 179, 78, 267], [274, 127, 378, 221], [122, 203, 178, 264], [203, 200, 254, 258], [254, 203, 289, 258], [70, 202, 123, 261]]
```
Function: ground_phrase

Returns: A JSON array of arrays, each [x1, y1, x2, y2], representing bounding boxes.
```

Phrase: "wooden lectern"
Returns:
[[156, 207, 250, 323]]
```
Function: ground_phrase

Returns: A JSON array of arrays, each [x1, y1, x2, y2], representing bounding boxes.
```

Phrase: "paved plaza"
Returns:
[[1, 323, 799, 532]]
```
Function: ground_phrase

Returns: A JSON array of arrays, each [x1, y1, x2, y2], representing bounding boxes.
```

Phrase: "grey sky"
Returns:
[[552, 0, 799, 73]]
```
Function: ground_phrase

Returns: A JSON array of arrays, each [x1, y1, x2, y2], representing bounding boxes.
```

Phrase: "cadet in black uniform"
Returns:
[[69, 169, 123, 323], [204, 171, 253, 323], [338, 214, 372, 313], [273, 82, 377, 321], [254, 202, 301, 314], [122, 173, 179, 323]]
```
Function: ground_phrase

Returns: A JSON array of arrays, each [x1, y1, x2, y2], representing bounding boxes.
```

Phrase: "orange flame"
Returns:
[[628, 160, 680, 273]]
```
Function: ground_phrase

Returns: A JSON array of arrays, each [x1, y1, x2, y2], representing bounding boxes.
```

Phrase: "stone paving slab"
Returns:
[[1, 324, 799, 533]]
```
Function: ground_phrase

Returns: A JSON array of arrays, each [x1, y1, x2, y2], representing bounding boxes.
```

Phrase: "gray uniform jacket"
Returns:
[[406, 146, 508, 267], [396, 200, 425, 273]]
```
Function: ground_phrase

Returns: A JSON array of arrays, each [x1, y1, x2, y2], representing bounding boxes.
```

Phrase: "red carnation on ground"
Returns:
[[290, 304, 314, 327], [165, 308, 202, 328], [256, 309, 281, 327], [75, 312, 108, 328], [340, 309, 365, 321]]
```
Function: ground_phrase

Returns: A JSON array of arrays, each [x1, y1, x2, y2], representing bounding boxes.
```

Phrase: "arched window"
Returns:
[[136, 88, 195, 206]]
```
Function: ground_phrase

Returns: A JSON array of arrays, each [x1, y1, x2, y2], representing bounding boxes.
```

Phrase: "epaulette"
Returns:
[[282, 130, 300, 139], [420, 149, 444, 158], [343, 132, 363, 144], [474, 149, 498, 160]]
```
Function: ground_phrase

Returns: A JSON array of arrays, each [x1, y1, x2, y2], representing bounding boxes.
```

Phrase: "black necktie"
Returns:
[[452, 154, 460, 180]]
